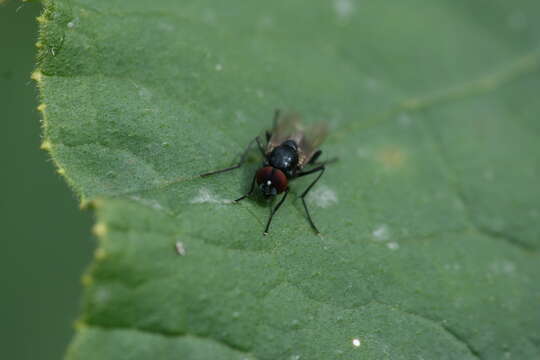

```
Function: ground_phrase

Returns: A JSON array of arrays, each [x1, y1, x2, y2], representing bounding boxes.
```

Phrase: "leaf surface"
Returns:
[[36, 0, 540, 359]]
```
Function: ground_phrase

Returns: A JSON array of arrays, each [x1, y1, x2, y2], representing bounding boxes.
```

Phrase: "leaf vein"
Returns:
[[332, 51, 540, 141]]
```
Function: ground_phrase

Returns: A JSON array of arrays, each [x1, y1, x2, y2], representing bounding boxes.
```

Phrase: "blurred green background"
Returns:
[[1, 1, 93, 359]]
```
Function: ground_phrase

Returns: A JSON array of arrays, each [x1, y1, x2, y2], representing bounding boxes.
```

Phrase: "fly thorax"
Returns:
[[269, 143, 298, 173]]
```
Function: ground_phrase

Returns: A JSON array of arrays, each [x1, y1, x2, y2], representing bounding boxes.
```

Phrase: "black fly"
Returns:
[[200, 110, 335, 235]]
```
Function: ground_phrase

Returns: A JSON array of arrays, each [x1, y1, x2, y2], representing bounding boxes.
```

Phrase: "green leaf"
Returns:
[[36, 0, 540, 359]]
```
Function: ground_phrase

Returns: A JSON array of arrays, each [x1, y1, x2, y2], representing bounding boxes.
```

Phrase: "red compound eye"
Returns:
[[256, 166, 273, 185], [256, 166, 288, 194]]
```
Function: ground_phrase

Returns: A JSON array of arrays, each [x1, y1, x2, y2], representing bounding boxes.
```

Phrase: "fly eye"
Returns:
[[271, 170, 288, 193], [256, 166, 274, 185], [255, 166, 288, 194]]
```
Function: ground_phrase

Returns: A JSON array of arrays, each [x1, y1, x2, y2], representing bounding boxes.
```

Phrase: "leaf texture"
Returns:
[[36, 0, 540, 359]]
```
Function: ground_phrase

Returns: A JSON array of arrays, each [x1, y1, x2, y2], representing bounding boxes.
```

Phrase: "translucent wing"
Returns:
[[266, 111, 328, 167], [266, 111, 303, 152], [297, 121, 328, 167]]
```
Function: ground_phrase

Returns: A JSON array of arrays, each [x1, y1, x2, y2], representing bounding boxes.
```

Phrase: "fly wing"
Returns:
[[266, 111, 303, 153], [266, 111, 328, 166], [297, 121, 328, 167]]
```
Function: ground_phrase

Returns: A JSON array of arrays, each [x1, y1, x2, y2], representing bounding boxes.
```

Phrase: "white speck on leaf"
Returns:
[[175, 241, 186, 256], [357, 147, 371, 158], [397, 113, 412, 126], [259, 16, 274, 28], [202, 9, 216, 23], [130, 196, 164, 211], [352, 338, 361, 347], [334, 0, 355, 19], [191, 188, 232, 204], [366, 77, 380, 90], [157, 22, 174, 32], [67, 21, 75, 28], [483, 169, 494, 181], [215, 63, 223, 71], [444, 263, 461, 271], [235, 110, 247, 124], [138, 87, 152, 99], [308, 185, 338, 208], [507, 11, 527, 31], [129, 80, 152, 100], [372, 224, 390, 241], [387, 241, 399, 250], [490, 260, 516, 275]]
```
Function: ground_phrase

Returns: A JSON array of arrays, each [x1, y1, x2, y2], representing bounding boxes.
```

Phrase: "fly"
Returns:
[[200, 110, 336, 235]]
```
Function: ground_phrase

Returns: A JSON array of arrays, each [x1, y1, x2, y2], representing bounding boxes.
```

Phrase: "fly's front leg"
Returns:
[[297, 165, 326, 234], [200, 136, 263, 177], [263, 188, 289, 235], [235, 174, 257, 202]]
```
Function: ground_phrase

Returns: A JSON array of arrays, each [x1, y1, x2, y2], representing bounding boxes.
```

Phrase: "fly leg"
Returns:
[[272, 109, 281, 129], [255, 137, 266, 156], [263, 188, 290, 235], [200, 136, 264, 177], [266, 109, 281, 142], [308, 150, 338, 167], [308, 150, 322, 164], [235, 174, 257, 202], [296, 165, 326, 234]]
